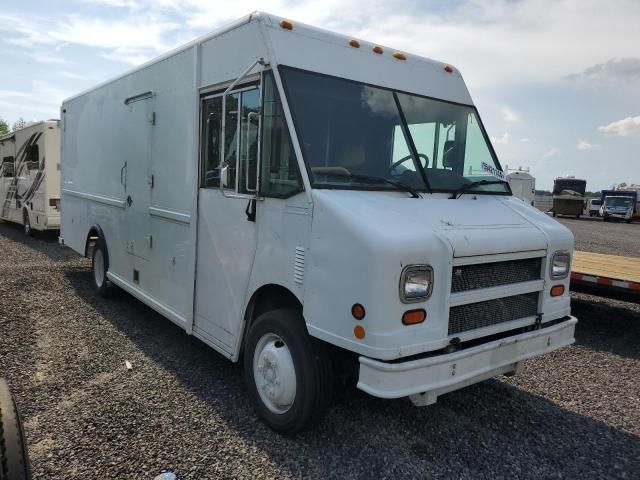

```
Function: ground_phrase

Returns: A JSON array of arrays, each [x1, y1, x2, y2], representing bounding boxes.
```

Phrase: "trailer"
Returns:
[[571, 251, 640, 293], [552, 177, 586, 218], [60, 12, 577, 433], [0, 121, 61, 235]]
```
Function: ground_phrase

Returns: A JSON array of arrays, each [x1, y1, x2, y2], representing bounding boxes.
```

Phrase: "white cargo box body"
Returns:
[[1, 121, 61, 232], [507, 170, 536, 206], [61, 12, 576, 426]]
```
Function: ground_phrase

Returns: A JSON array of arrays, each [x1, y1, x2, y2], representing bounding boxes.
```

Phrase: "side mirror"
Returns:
[[442, 140, 460, 169]]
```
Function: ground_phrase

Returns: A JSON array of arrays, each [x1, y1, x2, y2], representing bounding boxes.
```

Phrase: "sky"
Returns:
[[1, 0, 639, 190]]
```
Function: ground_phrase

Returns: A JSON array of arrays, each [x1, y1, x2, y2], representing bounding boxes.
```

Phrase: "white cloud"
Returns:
[[577, 140, 599, 150], [500, 107, 519, 123], [598, 116, 640, 137], [543, 147, 558, 159], [567, 57, 640, 83], [520, 138, 530, 142], [490, 132, 510, 144]]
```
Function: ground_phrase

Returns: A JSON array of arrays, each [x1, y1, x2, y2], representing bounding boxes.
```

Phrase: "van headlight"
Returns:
[[550, 251, 571, 279], [400, 265, 433, 303]]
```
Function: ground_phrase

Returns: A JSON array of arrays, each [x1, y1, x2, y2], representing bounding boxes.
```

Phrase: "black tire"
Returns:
[[244, 309, 333, 435], [0, 379, 31, 480], [552, 212, 556, 217], [576, 214, 581, 219], [21, 211, 32, 237], [91, 238, 114, 297]]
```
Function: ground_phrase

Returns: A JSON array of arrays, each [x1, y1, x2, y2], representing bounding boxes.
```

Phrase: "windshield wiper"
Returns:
[[449, 179, 508, 199], [316, 172, 422, 198]]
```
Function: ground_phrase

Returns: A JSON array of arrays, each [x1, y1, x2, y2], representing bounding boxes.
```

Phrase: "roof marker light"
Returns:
[[280, 19, 293, 30], [372, 45, 384, 54], [349, 39, 361, 48], [393, 51, 406, 60], [443, 64, 454, 73]]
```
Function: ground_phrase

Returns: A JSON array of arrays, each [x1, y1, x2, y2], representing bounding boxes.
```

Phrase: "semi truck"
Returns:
[[60, 12, 577, 433], [0, 121, 61, 235]]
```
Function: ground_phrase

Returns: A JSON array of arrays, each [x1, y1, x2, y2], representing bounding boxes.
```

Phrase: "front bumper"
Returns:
[[357, 316, 577, 404]]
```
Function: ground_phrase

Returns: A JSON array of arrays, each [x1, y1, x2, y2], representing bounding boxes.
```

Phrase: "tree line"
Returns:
[[0, 117, 27, 136]]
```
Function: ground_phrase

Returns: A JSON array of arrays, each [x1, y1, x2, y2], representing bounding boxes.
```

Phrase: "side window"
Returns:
[[26, 144, 39, 170], [238, 88, 260, 194], [2, 156, 14, 177], [200, 88, 259, 193], [260, 73, 302, 198], [201, 96, 222, 187]]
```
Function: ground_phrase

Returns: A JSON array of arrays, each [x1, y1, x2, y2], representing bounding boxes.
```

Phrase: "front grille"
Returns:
[[451, 257, 542, 293], [448, 292, 539, 335]]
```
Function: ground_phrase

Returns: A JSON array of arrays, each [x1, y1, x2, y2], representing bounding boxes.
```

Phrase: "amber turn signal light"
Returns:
[[550, 285, 565, 297], [392, 51, 406, 60], [402, 309, 426, 325], [351, 303, 366, 320], [349, 39, 361, 48], [354, 325, 366, 339], [280, 19, 293, 30], [372, 45, 384, 54], [443, 64, 454, 73]]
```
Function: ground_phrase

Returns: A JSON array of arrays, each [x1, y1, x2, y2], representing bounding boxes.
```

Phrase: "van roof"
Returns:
[[63, 12, 472, 106]]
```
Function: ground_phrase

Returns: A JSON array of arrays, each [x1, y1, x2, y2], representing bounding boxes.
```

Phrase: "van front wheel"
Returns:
[[91, 239, 114, 297], [244, 309, 333, 434]]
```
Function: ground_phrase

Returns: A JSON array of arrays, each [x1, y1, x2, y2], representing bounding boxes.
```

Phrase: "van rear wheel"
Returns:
[[244, 309, 333, 434], [91, 239, 114, 297], [0, 379, 31, 480]]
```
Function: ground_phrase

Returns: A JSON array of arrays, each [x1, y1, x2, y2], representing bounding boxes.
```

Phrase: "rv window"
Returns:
[[2, 156, 14, 177], [26, 144, 39, 170], [260, 72, 302, 198]]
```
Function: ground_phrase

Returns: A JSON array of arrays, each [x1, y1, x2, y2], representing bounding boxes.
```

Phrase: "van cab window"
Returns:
[[281, 67, 509, 195], [260, 72, 302, 198]]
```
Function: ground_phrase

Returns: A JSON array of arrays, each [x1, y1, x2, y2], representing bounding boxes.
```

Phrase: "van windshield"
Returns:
[[606, 197, 633, 207], [280, 67, 508, 195]]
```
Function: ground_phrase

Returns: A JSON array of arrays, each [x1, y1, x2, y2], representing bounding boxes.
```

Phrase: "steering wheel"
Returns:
[[388, 153, 430, 175]]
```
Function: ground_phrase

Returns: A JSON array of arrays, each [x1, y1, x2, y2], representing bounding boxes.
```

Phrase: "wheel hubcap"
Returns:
[[94, 249, 105, 288], [253, 333, 296, 414]]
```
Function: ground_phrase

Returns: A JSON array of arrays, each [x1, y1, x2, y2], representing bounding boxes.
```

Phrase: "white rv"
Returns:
[[506, 167, 535, 206], [60, 13, 577, 433], [0, 121, 61, 235]]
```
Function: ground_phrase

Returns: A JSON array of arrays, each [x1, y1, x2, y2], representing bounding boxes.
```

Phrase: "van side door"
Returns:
[[193, 82, 261, 355]]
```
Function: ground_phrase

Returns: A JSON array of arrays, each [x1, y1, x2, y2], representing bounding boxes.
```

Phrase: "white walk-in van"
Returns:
[[60, 13, 577, 433], [1, 121, 61, 235]]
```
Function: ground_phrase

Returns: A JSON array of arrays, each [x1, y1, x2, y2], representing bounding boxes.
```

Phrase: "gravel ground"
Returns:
[[555, 216, 640, 258], [0, 221, 639, 479]]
